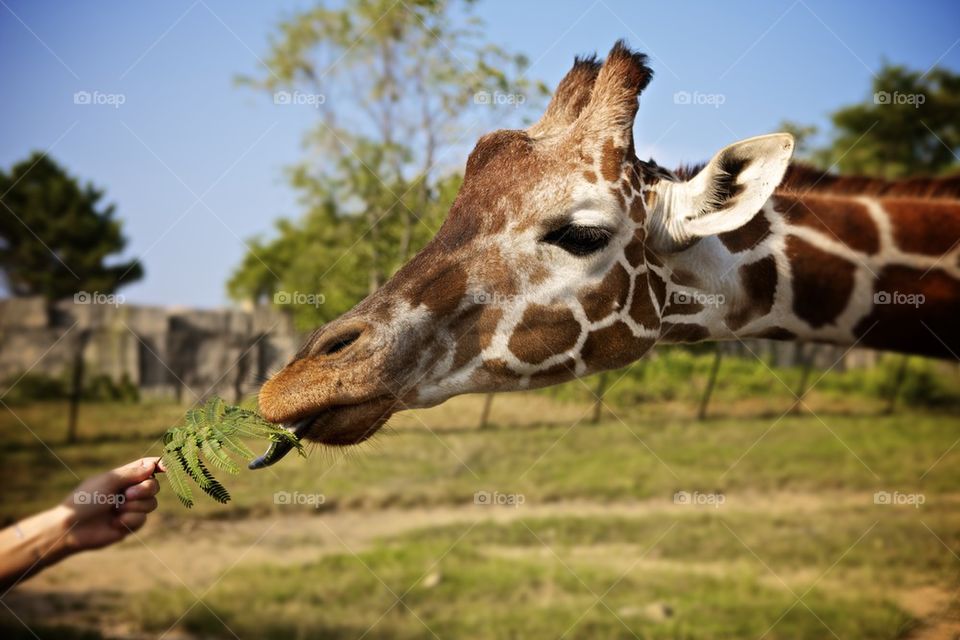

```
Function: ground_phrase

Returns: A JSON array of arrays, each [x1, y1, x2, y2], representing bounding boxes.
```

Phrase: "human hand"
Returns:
[[58, 457, 164, 552]]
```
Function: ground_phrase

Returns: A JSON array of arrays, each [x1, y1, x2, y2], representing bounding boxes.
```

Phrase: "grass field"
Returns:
[[1, 382, 959, 639]]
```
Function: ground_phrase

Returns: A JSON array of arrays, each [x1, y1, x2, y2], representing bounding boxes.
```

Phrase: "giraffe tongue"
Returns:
[[248, 417, 313, 470]]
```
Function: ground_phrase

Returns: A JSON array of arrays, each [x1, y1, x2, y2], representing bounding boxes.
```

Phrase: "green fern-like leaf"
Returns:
[[160, 396, 304, 508], [200, 437, 241, 475], [161, 449, 195, 508]]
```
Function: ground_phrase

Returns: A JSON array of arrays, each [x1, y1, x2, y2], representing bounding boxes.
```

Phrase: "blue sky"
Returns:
[[2, 0, 959, 307]]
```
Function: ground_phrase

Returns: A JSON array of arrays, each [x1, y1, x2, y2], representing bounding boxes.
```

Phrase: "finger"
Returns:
[[119, 497, 158, 514], [112, 511, 148, 532], [105, 457, 162, 491], [124, 477, 160, 501]]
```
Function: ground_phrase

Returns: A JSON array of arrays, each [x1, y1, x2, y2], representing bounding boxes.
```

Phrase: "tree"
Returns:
[[781, 64, 960, 178], [0, 153, 143, 300], [229, 0, 545, 329]]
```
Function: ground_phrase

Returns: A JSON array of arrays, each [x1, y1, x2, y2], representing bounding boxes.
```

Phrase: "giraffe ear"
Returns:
[[650, 133, 795, 252], [574, 40, 653, 142], [528, 55, 602, 137]]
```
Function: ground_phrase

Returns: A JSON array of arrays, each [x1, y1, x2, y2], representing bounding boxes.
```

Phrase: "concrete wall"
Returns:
[[0, 297, 301, 403]]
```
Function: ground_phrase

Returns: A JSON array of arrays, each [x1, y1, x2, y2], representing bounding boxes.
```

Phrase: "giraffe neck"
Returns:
[[654, 191, 960, 359]]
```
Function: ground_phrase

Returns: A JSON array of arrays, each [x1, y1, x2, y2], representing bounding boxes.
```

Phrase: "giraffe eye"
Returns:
[[540, 224, 613, 256]]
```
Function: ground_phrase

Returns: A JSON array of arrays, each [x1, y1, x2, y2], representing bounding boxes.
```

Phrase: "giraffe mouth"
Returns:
[[249, 397, 398, 469], [248, 416, 313, 470]]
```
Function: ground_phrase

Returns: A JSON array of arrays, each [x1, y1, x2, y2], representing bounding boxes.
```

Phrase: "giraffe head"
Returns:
[[255, 41, 794, 461]]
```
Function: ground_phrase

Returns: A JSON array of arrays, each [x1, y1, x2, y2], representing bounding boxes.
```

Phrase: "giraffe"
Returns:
[[251, 41, 960, 467]]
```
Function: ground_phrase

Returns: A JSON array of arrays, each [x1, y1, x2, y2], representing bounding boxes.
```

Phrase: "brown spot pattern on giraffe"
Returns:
[[776, 194, 880, 255], [450, 305, 504, 371], [476, 249, 518, 298], [406, 261, 468, 315], [629, 271, 660, 326], [600, 138, 624, 182], [579, 262, 631, 322], [644, 247, 663, 268], [725, 256, 778, 331], [611, 186, 626, 210], [630, 194, 647, 223], [671, 269, 701, 288], [647, 270, 667, 311], [581, 322, 654, 369], [884, 199, 960, 256], [508, 304, 581, 364], [786, 235, 856, 328], [854, 265, 960, 359], [529, 357, 579, 386], [477, 358, 524, 386], [756, 327, 797, 340], [660, 322, 709, 343], [718, 210, 772, 253], [624, 228, 646, 266]]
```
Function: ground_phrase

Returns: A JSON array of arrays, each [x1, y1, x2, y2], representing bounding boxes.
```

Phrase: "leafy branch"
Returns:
[[160, 397, 304, 508]]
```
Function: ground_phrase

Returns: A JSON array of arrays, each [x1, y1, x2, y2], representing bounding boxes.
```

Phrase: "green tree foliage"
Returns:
[[228, 0, 545, 329], [0, 153, 143, 300], [781, 64, 960, 178]]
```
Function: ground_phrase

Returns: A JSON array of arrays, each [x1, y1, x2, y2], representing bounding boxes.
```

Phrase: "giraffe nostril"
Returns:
[[318, 330, 363, 356]]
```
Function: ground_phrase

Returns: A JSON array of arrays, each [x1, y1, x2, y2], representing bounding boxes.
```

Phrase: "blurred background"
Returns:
[[1, 0, 959, 638]]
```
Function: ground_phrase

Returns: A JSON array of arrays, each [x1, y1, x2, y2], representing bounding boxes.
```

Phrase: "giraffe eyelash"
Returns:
[[540, 224, 614, 256]]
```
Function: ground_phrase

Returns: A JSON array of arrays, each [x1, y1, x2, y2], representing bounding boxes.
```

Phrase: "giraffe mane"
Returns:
[[670, 161, 960, 200]]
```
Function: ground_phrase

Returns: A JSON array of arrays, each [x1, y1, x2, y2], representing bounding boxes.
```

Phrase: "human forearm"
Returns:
[[0, 505, 74, 592]]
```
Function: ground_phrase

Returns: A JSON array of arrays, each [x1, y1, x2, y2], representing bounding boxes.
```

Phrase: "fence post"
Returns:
[[591, 372, 610, 424], [479, 392, 495, 429], [791, 344, 821, 414], [67, 329, 91, 444], [884, 355, 910, 415], [697, 345, 723, 421]]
